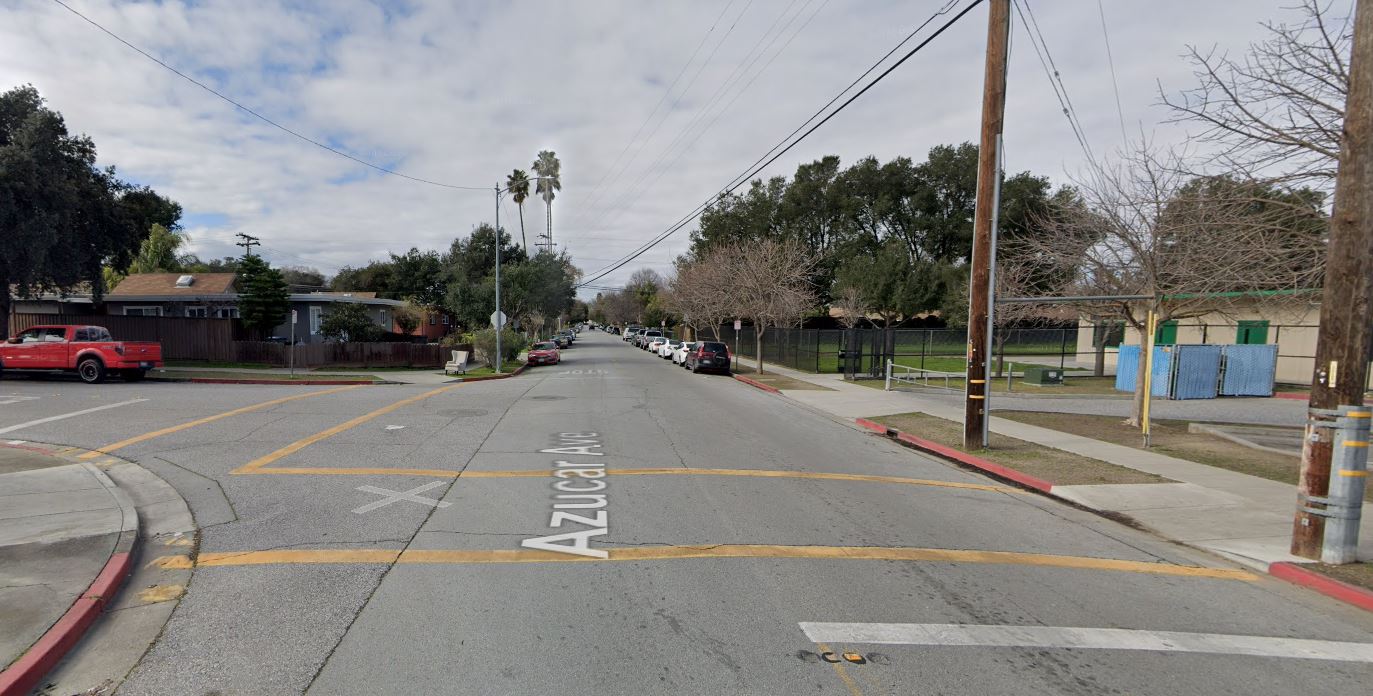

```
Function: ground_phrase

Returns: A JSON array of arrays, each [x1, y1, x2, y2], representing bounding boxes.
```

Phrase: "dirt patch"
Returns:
[[742, 373, 834, 391], [993, 411, 1373, 502], [1311, 562, 1373, 593], [872, 412, 1170, 486]]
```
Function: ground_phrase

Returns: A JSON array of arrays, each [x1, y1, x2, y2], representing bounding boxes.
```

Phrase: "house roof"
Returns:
[[109, 273, 237, 296], [305, 291, 378, 299]]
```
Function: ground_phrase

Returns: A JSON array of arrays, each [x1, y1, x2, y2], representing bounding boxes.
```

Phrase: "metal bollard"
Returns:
[[1320, 405, 1371, 564], [885, 360, 892, 391]]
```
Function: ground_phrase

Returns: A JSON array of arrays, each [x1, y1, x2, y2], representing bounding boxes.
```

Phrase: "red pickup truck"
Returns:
[[0, 325, 164, 383]]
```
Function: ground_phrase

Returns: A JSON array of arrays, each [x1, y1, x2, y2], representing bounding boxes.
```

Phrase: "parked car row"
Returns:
[[528, 327, 579, 366], [619, 326, 732, 375]]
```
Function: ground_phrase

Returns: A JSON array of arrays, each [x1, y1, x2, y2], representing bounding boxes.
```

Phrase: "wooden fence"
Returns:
[[8, 313, 237, 362], [232, 341, 444, 368]]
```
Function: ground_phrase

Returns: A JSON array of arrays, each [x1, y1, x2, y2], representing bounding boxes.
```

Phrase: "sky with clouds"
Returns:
[[0, 0, 1313, 298]]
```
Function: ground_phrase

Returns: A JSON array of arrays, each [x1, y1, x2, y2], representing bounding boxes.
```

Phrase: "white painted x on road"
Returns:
[[352, 481, 453, 514]]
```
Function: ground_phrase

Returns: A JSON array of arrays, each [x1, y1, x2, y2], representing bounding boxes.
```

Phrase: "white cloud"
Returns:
[[1, 0, 1294, 293]]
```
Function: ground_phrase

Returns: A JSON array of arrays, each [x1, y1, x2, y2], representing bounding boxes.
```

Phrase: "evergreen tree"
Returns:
[[237, 255, 289, 335]]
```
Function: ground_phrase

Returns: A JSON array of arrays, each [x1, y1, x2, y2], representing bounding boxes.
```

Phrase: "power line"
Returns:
[[567, 0, 759, 229], [576, 0, 984, 289], [1012, 0, 1094, 162], [578, 0, 827, 233], [49, 0, 488, 192], [568, 0, 739, 222], [1096, 0, 1129, 145]]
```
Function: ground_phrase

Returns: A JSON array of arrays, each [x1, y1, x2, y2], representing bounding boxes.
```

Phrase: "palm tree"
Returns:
[[531, 150, 561, 252], [507, 169, 531, 251]]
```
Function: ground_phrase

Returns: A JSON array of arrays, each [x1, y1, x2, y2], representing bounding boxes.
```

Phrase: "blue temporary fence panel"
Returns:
[[1115, 345, 1139, 392], [1220, 344, 1278, 396], [1114, 345, 1172, 396], [1170, 345, 1222, 400]]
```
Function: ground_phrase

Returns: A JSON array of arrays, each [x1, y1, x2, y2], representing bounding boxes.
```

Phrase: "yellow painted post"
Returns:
[[1141, 309, 1157, 447]]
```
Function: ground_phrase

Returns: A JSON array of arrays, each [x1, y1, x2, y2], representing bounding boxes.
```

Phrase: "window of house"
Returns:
[[310, 306, 323, 335], [380, 309, 389, 328], [214, 307, 239, 319], [1236, 320, 1270, 345], [1154, 320, 1179, 345], [429, 314, 436, 326], [125, 306, 162, 317], [186, 306, 208, 318]]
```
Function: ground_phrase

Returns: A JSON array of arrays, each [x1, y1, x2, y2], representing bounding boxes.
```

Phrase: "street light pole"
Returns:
[[495, 182, 503, 374]]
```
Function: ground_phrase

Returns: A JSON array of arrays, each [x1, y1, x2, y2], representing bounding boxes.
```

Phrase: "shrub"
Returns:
[[470, 328, 526, 365]]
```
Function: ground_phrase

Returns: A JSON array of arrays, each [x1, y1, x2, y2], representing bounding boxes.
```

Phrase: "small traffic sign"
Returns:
[[291, 309, 298, 322], [490, 310, 508, 329], [734, 319, 742, 331]]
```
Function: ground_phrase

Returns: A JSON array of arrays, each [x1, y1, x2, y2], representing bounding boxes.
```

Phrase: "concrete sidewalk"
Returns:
[[749, 362, 1372, 571], [0, 442, 138, 694]]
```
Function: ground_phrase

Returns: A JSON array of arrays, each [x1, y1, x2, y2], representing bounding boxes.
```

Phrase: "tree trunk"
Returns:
[[1094, 328, 1106, 378], [755, 327, 764, 374], [519, 203, 527, 252]]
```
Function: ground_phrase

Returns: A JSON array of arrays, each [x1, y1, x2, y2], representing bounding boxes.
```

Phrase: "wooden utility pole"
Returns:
[[1292, 0, 1373, 559], [964, 0, 1011, 449]]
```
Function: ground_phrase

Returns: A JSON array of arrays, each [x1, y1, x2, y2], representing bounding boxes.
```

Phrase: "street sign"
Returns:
[[490, 310, 508, 329], [734, 319, 742, 331], [291, 309, 298, 323]]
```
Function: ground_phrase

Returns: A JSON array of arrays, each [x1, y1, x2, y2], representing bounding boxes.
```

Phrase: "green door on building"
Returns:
[[1236, 320, 1270, 344], [1154, 320, 1178, 345]]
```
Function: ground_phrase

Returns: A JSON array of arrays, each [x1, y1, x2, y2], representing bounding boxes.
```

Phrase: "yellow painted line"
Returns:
[[816, 642, 864, 696], [1347, 411, 1371, 418], [80, 385, 364, 459], [1342, 441, 1369, 448], [1337, 470, 1368, 477], [232, 385, 459, 474], [234, 463, 1023, 494], [178, 545, 1255, 580]]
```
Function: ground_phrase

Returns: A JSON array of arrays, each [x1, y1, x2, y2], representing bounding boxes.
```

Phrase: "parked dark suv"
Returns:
[[685, 341, 731, 374]]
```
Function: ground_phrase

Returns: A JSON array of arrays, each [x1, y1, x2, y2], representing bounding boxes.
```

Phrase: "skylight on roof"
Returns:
[[175, 275, 194, 288]]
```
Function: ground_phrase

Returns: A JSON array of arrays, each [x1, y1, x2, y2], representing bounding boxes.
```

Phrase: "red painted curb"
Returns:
[[0, 551, 134, 696], [854, 418, 889, 434], [852, 418, 1055, 493], [184, 377, 379, 385], [733, 374, 781, 394], [1273, 392, 1309, 401], [1270, 562, 1373, 613]]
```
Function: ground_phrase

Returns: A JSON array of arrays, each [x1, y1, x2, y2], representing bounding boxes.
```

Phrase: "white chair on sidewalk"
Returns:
[[444, 350, 469, 375]]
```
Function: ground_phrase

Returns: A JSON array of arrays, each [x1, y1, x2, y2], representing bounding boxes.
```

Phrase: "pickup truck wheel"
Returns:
[[77, 358, 106, 384], [121, 369, 147, 382]]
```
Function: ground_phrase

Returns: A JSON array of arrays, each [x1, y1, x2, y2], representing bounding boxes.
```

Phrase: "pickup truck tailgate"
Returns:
[[121, 342, 163, 362]]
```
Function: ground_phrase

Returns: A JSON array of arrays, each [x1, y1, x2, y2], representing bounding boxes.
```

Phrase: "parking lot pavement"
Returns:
[[4, 332, 1373, 694]]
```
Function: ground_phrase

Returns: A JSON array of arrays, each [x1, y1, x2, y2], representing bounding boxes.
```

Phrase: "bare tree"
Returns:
[[1161, 0, 1352, 190], [668, 258, 735, 340], [833, 285, 866, 329], [1024, 143, 1327, 424], [713, 238, 819, 374]]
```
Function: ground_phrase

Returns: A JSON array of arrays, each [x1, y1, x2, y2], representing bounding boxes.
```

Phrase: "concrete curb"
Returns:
[[854, 419, 1373, 614], [181, 377, 381, 385], [454, 363, 529, 382], [1272, 392, 1309, 401], [733, 374, 781, 394], [1269, 562, 1373, 613], [0, 462, 141, 696], [854, 418, 1055, 493]]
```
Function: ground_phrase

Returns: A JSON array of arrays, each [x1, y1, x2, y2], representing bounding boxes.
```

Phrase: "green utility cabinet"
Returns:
[[1023, 366, 1064, 385]]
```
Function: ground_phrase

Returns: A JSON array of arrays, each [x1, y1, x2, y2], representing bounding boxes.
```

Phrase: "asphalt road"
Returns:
[[2, 332, 1372, 695]]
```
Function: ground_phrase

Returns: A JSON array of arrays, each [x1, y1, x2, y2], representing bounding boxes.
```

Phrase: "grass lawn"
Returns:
[[439, 365, 523, 378], [737, 372, 834, 391], [150, 370, 381, 382], [871, 412, 1169, 486], [993, 410, 1373, 502]]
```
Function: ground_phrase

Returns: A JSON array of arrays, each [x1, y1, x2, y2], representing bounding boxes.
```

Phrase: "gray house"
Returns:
[[103, 274, 404, 344]]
